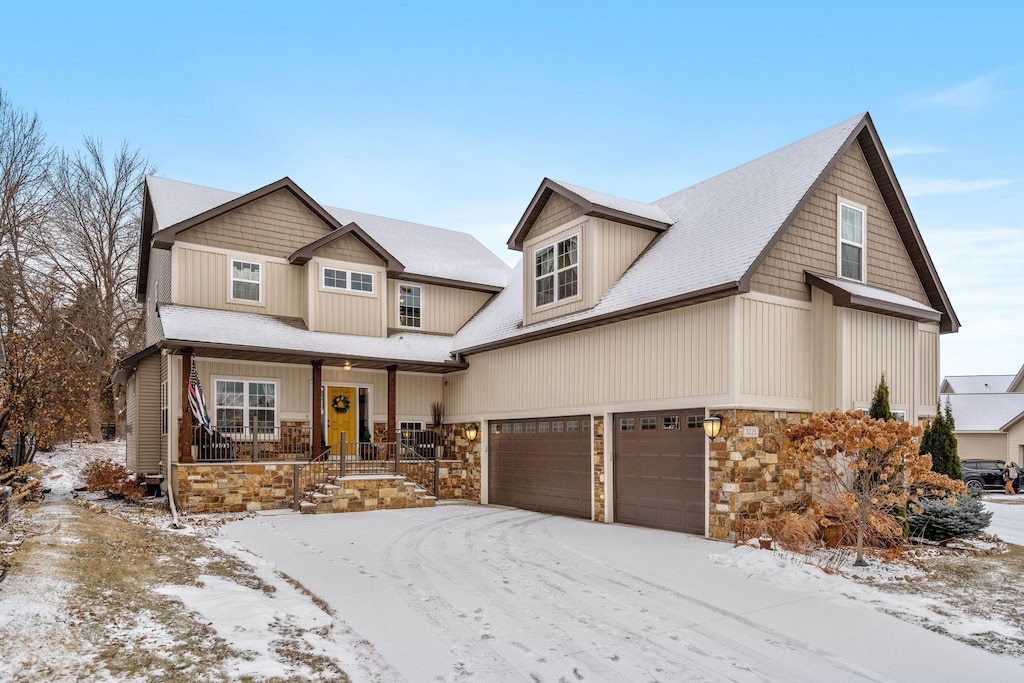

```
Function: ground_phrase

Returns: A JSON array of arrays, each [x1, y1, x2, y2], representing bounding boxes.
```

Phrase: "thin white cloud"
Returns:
[[905, 72, 1011, 113], [887, 145, 946, 158], [901, 177, 1017, 198]]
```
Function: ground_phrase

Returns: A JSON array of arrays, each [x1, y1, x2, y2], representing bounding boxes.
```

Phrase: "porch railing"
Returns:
[[191, 425, 319, 462]]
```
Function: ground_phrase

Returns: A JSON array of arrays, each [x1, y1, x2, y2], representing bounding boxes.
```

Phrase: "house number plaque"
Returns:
[[742, 426, 759, 438]]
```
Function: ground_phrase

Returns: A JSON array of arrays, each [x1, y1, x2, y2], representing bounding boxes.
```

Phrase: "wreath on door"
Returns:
[[331, 394, 351, 413]]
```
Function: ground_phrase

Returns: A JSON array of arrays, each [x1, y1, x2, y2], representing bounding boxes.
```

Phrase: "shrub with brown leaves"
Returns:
[[82, 459, 145, 502]]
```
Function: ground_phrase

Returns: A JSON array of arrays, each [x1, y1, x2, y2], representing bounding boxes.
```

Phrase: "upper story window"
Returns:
[[838, 199, 866, 282], [398, 284, 422, 328], [535, 234, 578, 307], [231, 259, 262, 303], [321, 266, 374, 294]]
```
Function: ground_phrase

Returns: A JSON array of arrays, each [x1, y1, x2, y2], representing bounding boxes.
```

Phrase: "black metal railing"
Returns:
[[192, 425, 316, 462]]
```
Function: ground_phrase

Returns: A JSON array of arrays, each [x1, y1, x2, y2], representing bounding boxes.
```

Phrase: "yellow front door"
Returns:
[[326, 386, 358, 454]]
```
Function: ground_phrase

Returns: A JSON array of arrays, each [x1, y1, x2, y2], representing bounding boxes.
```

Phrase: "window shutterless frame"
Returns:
[[319, 264, 375, 295], [229, 258, 263, 304], [534, 232, 579, 308], [212, 377, 279, 436], [397, 282, 423, 329], [837, 198, 867, 283]]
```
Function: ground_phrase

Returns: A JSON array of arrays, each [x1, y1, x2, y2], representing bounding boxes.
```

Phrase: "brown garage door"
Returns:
[[614, 410, 705, 534], [489, 416, 591, 518]]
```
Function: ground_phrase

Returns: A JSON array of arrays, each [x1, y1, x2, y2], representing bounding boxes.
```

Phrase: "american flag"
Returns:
[[188, 358, 211, 433]]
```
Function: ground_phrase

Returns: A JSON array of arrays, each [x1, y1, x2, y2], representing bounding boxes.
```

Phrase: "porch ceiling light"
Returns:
[[703, 414, 724, 442], [464, 425, 479, 442], [343, 361, 352, 371]]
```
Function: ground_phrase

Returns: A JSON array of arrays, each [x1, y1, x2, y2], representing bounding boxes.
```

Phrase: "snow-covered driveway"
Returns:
[[223, 505, 1020, 682]]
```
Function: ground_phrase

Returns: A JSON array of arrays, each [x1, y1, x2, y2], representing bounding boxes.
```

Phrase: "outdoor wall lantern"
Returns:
[[703, 414, 724, 441], [464, 425, 479, 442]]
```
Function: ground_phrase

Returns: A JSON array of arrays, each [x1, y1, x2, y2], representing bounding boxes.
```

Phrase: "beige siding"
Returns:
[[160, 355, 169, 464], [314, 288, 384, 336], [174, 245, 305, 317], [126, 374, 138, 471], [388, 280, 492, 334], [445, 299, 732, 418], [197, 360, 314, 420], [811, 289, 839, 411], [1007, 420, 1024, 465], [396, 374, 443, 418], [954, 432, 1008, 461], [590, 218, 655, 304], [846, 308, 916, 410], [918, 326, 940, 415], [177, 189, 330, 258], [145, 249, 171, 345], [136, 354, 163, 473], [525, 192, 586, 244], [313, 233, 385, 266], [523, 219, 591, 326], [750, 140, 929, 304], [740, 296, 812, 401]]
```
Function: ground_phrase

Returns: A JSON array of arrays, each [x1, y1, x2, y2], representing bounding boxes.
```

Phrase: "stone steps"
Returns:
[[300, 475, 437, 515]]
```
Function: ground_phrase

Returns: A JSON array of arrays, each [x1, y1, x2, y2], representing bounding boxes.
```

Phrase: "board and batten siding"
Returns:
[[739, 295, 812, 402], [176, 189, 331, 259], [134, 354, 162, 473], [954, 432, 1008, 461], [1006, 420, 1024, 465], [918, 326, 940, 417], [589, 218, 656, 305], [387, 279, 492, 334], [846, 308, 917, 411], [173, 245, 305, 317], [313, 260, 386, 336], [750, 140, 930, 305], [811, 289, 839, 412], [126, 373, 138, 471], [145, 249, 171, 346], [445, 298, 732, 419]]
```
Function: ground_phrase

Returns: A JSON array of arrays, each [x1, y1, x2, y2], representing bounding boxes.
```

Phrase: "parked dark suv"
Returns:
[[962, 459, 1023, 492]]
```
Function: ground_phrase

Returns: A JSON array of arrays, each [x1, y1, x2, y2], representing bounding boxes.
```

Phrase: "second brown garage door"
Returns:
[[489, 416, 591, 518], [614, 410, 705, 534]]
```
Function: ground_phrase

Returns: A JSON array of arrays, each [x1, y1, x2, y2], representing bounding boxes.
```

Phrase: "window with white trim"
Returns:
[[400, 421, 423, 448], [398, 284, 422, 328], [535, 234, 578, 307], [214, 379, 277, 434], [231, 259, 262, 302], [160, 381, 168, 436], [838, 200, 866, 282], [322, 266, 374, 293]]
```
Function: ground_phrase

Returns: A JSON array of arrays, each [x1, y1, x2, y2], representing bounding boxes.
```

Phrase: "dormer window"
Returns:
[[838, 199, 866, 282], [535, 234, 578, 307], [230, 259, 262, 303]]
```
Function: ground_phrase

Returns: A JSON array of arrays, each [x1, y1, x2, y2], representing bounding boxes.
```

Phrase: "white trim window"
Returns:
[[160, 381, 168, 436], [230, 259, 262, 303], [398, 284, 422, 328], [535, 234, 578, 307], [321, 266, 375, 294], [838, 199, 866, 282], [214, 378, 278, 434], [400, 421, 423, 448]]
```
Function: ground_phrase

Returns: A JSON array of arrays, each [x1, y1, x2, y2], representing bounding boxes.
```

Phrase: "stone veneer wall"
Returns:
[[439, 422, 481, 501], [176, 463, 302, 513], [592, 416, 605, 522], [707, 409, 812, 542], [306, 476, 436, 513]]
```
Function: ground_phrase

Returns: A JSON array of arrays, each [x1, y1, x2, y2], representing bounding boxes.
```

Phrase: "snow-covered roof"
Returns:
[[146, 177, 510, 289], [940, 375, 1016, 394], [807, 274, 941, 321], [455, 114, 867, 352], [549, 179, 673, 224], [943, 393, 1024, 432], [159, 304, 460, 367]]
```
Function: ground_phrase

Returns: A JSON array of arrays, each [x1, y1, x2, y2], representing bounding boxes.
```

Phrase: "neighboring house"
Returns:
[[942, 365, 1024, 467], [119, 112, 958, 541]]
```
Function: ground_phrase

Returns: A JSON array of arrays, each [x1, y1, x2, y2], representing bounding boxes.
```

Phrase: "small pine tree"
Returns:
[[908, 490, 991, 542], [921, 399, 962, 480], [869, 373, 893, 421]]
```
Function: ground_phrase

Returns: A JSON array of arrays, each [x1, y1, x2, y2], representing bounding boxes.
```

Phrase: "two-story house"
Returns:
[[120, 112, 958, 541]]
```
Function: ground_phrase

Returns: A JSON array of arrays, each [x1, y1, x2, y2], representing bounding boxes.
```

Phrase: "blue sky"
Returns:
[[2, 2, 1021, 377]]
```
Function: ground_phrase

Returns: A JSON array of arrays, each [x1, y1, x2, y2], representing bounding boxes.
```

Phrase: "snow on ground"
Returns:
[[224, 505, 1024, 682], [984, 493, 1024, 546]]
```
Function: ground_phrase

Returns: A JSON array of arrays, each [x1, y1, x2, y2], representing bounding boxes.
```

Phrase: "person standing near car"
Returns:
[[1005, 461, 1021, 495]]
